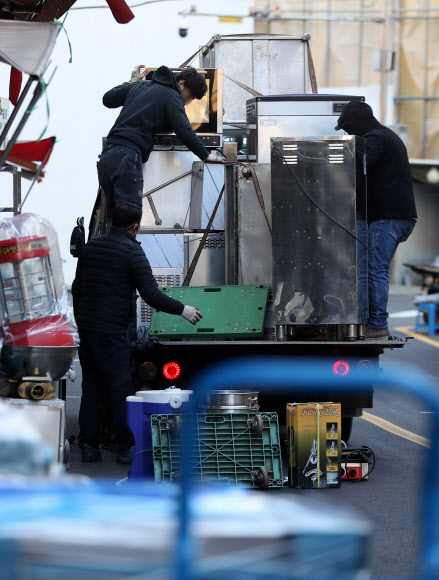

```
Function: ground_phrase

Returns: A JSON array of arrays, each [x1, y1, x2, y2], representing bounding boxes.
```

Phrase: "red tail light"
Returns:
[[333, 360, 350, 376], [163, 362, 181, 380]]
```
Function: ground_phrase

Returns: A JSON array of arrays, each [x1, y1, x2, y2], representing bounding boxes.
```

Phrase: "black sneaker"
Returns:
[[81, 445, 102, 463], [365, 327, 391, 340]]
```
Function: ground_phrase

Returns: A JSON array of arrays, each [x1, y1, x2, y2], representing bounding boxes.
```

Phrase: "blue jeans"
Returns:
[[97, 145, 143, 216], [367, 219, 416, 329]]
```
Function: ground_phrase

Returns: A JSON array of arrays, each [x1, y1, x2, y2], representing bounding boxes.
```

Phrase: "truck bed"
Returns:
[[154, 337, 407, 353]]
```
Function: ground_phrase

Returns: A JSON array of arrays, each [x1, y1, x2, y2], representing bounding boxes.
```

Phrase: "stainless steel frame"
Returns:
[[246, 95, 365, 164], [184, 233, 225, 287], [200, 34, 310, 125], [0, 165, 22, 215], [224, 163, 272, 287], [271, 135, 367, 327]]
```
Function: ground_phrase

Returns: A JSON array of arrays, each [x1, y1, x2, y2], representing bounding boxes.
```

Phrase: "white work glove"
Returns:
[[205, 152, 229, 164], [130, 65, 148, 83], [181, 305, 203, 325]]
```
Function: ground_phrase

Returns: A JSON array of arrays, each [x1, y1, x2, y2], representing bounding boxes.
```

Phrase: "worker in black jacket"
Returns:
[[335, 101, 417, 338], [72, 203, 202, 464], [98, 65, 219, 215]]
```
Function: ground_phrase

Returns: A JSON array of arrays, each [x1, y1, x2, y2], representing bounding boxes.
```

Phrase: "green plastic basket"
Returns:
[[151, 412, 283, 488]]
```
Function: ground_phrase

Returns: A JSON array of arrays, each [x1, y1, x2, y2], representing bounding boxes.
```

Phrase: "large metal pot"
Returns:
[[203, 390, 259, 413], [1, 345, 77, 381]]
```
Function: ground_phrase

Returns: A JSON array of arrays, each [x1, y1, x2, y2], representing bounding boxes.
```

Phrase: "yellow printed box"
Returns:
[[287, 402, 342, 489]]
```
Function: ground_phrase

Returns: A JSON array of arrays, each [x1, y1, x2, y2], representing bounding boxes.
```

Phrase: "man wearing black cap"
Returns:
[[335, 101, 417, 339], [72, 203, 203, 464]]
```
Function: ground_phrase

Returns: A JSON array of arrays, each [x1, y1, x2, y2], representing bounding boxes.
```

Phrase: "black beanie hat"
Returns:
[[335, 101, 375, 132], [112, 203, 143, 229]]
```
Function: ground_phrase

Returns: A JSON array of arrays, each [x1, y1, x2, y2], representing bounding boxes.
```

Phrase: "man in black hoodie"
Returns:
[[98, 65, 218, 214], [335, 101, 417, 338]]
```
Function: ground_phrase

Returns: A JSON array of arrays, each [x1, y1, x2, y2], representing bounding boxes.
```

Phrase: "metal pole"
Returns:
[[12, 167, 21, 215], [0, 80, 43, 169], [395, 96, 439, 101], [141, 170, 192, 198], [275, 325, 286, 341], [325, 0, 332, 86], [0, 76, 35, 154], [422, 0, 430, 158], [358, 0, 365, 86], [307, 0, 313, 39], [379, 2, 392, 124], [396, 0, 403, 125], [182, 184, 225, 286], [224, 164, 238, 286]]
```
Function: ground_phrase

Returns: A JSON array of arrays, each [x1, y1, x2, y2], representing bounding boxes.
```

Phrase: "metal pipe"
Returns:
[[346, 324, 357, 341], [396, 0, 403, 125], [257, 15, 384, 23], [325, 0, 332, 86], [422, 0, 431, 158], [395, 7, 439, 12], [307, 0, 314, 41], [0, 76, 35, 159], [224, 164, 238, 286], [12, 167, 21, 215], [275, 325, 287, 342], [145, 194, 162, 226], [0, 80, 43, 169], [141, 170, 192, 198], [277, 8, 383, 14], [394, 15, 439, 20], [358, 0, 365, 86], [394, 96, 439, 101], [380, 1, 392, 124]]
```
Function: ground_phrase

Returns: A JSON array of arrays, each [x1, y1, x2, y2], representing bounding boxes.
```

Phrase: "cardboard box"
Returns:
[[287, 402, 342, 489]]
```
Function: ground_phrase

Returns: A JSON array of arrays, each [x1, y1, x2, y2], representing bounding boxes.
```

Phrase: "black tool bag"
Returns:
[[70, 217, 85, 258]]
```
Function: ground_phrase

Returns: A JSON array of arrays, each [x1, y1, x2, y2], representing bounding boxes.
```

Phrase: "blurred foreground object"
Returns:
[[0, 483, 371, 579], [0, 398, 54, 476]]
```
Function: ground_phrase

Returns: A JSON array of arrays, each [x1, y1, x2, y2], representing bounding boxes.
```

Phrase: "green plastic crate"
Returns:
[[149, 285, 269, 339], [151, 412, 283, 488]]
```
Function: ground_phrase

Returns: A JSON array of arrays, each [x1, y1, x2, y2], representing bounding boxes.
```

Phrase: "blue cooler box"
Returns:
[[127, 386, 192, 479]]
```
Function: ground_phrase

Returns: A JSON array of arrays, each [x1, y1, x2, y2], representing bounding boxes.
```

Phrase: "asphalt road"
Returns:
[[65, 287, 439, 578]]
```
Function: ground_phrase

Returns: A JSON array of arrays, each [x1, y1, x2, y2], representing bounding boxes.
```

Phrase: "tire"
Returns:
[[249, 414, 264, 437], [341, 417, 354, 443], [251, 466, 269, 489]]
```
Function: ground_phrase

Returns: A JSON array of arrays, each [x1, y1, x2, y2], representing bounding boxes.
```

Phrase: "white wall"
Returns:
[[0, 0, 252, 283]]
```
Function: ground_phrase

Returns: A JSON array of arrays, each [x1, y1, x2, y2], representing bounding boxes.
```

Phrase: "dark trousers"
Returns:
[[78, 330, 135, 452], [97, 145, 144, 217]]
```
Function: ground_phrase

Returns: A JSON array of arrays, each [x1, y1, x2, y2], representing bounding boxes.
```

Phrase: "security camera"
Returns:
[[178, 17, 189, 38]]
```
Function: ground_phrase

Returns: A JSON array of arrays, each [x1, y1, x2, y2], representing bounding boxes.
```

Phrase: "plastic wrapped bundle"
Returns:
[[0, 213, 77, 385]]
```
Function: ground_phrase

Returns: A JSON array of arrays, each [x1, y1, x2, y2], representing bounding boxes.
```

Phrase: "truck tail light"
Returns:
[[333, 360, 350, 376], [138, 361, 158, 381], [163, 362, 181, 380]]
